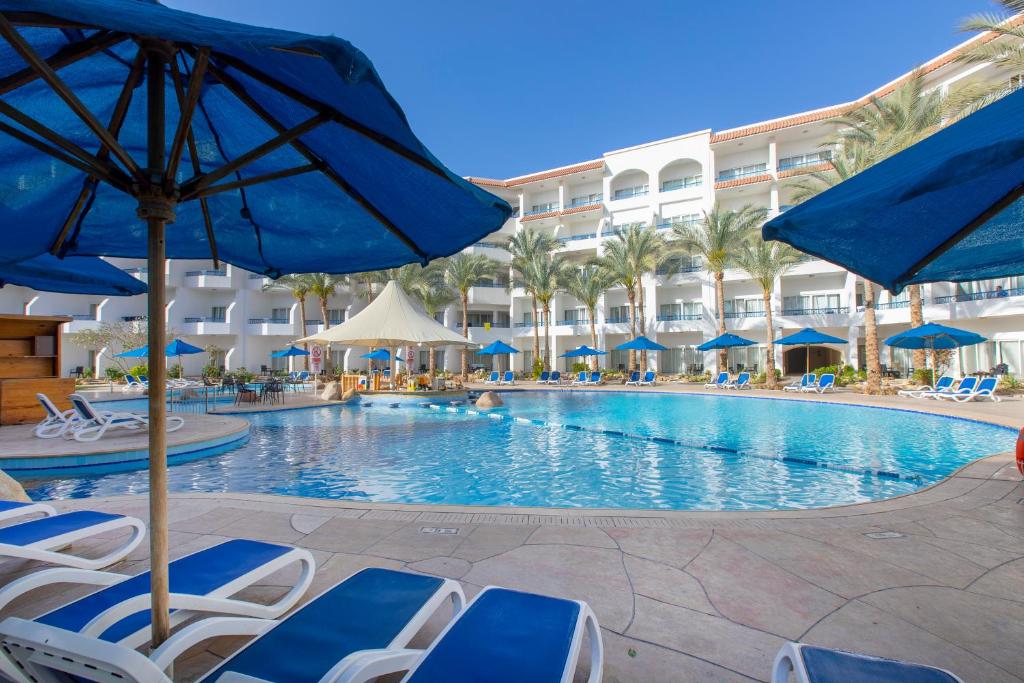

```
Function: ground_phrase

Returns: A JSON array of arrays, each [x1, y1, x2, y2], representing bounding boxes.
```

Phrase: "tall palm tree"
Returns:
[[952, 2, 1024, 114], [526, 253, 570, 371], [561, 264, 614, 370], [618, 224, 666, 369], [592, 239, 640, 371], [443, 253, 500, 379], [306, 273, 346, 374], [506, 228, 560, 369], [734, 238, 801, 389], [263, 274, 313, 371], [416, 278, 456, 378], [670, 203, 765, 372]]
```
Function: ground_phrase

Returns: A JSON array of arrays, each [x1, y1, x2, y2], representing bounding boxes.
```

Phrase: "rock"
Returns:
[[340, 388, 356, 402], [320, 381, 341, 401], [475, 391, 503, 409], [0, 470, 29, 503]]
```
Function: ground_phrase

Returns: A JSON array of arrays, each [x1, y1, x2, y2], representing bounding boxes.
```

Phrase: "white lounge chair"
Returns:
[[33, 393, 78, 439], [546, 370, 562, 385], [898, 375, 954, 398], [121, 374, 146, 393], [771, 642, 962, 682], [0, 510, 144, 570], [624, 371, 642, 386], [801, 373, 835, 393], [0, 500, 56, 525], [499, 370, 516, 385], [784, 373, 815, 392], [638, 371, 656, 386], [0, 538, 315, 682], [537, 370, 550, 384], [483, 371, 500, 385], [68, 393, 184, 442], [704, 371, 729, 389], [725, 372, 751, 390], [938, 376, 999, 403], [570, 371, 588, 386]]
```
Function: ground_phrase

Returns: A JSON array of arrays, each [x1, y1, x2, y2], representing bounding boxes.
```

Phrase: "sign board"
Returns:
[[310, 345, 323, 374]]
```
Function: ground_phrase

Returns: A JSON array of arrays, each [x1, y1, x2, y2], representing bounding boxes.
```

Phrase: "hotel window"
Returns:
[[328, 309, 345, 325], [210, 306, 226, 322], [494, 312, 510, 327], [777, 151, 832, 171], [527, 201, 559, 215], [717, 163, 767, 182], [659, 303, 681, 319], [612, 184, 649, 200], [607, 305, 630, 322], [660, 174, 702, 192], [568, 193, 602, 207], [562, 308, 588, 323], [683, 302, 703, 317], [521, 311, 533, 325]]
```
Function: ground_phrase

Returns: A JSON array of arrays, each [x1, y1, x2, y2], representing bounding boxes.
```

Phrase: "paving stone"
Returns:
[[526, 525, 618, 548], [600, 629, 753, 683], [451, 523, 537, 562], [622, 554, 717, 616], [604, 527, 712, 567], [290, 513, 331, 534], [967, 557, 1024, 603], [365, 523, 474, 562], [406, 556, 473, 579], [210, 510, 306, 544], [298, 517, 405, 554]]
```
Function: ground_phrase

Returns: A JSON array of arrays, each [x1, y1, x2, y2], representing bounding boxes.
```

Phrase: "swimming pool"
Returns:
[[21, 391, 1015, 510]]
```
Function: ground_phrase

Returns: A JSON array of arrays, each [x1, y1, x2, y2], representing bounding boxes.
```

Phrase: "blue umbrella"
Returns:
[[560, 345, 607, 358], [775, 328, 847, 374], [114, 345, 149, 358], [0, 1, 511, 641], [885, 323, 986, 386], [696, 333, 756, 351], [763, 87, 1024, 293], [0, 254, 147, 295], [271, 345, 310, 358], [361, 349, 392, 361], [614, 335, 669, 352], [165, 339, 204, 376], [476, 340, 519, 355]]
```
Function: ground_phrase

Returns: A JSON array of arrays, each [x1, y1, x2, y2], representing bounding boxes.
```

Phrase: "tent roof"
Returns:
[[297, 280, 476, 348]]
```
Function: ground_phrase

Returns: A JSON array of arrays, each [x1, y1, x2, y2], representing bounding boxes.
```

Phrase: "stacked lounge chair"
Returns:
[[638, 371, 656, 386], [68, 393, 184, 442], [537, 371, 550, 384], [801, 373, 835, 393], [624, 371, 641, 386], [571, 371, 588, 386], [584, 371, 603, 385], [898, 375, 954, 399], [499, 370, 516, 385], [483, 371, 500, 385], [937, 375, 999, 402], [704, 371, 729, 389], [783, 373, 815, 392]]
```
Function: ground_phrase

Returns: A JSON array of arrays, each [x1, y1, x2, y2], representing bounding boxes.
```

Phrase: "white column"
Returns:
[[847, 326, 860, 371], [767, 137, 778, 178], [557, 181, 566, 211]]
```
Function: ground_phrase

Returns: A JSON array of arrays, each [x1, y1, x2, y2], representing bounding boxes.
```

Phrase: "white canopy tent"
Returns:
[[297, 280, 476, 379]]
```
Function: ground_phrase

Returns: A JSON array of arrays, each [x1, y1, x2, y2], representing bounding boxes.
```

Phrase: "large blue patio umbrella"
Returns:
[[271, 345, 310, 358], [763, 86, 1024, 294], [0, 253, 147, 295], [114, 345, 148, 358], [885, 322, 986, 386], [697, 333, 755, 373], [560, 344, 607, 358], [775, 328, 847, 374], [477, 340, 518, 372], [614, 335, 669, 352], [165, 338, 204, 374], [0, 0, 511, 642]]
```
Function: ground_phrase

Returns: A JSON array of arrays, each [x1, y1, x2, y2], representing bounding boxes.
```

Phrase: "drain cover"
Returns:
[[420, 527, 459, 535], [864, 531, 905, 539]]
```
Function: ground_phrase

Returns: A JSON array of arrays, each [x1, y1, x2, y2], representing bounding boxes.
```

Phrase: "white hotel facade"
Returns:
[[2, 30, 1024, 379]]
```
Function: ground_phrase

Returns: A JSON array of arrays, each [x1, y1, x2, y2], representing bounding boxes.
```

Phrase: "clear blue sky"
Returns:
[[167, 0, 998, 178]]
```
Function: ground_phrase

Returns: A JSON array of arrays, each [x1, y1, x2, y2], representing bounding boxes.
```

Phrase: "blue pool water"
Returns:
[[22, 391, 1015, 510]]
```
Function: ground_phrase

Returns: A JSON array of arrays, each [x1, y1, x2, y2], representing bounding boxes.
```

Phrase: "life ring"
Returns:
[[1016, 427, 1024, 477]]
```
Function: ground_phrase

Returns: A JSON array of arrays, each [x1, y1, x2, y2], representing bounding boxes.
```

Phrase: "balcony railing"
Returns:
[[514, 321, 535, 328], [656, 313, 702, 321], [656, 219, 700, 231], [248, 273, 268, 280], [724, 310, 766, 319], [568, 195, 603, 208], [611, 187, 649, 200], [184, 316, 226, 323], [122, 315, 145, 322], [660, 178, 702, 192], [472, 281, 509, 288], [524, 204, 559, 216], [555, 319, 589, 326], [122, 267, 148, 274], [248, 317, 290, 324], [933, 287, 1024, 303], [875, 300, 910, 310], [717, 166, 768, 182], [456, 322, 511, 328], [185, 269, 227, 277], [656, 262, 703, 275], [67, 314, 97, 321], [556, 233, 597, 243], [605, 316, 630, 324], [304, 319, 323, 325], [777, 157, 830, 172], [476, 241, 506, 249], [781, 307, 849, 316]]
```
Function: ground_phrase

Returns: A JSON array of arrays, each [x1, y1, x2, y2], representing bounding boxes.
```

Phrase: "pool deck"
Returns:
[[4, 385, 1023, 681]]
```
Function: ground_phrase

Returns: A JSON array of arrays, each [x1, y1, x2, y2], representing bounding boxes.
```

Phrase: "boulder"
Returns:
[[340, 388, 357, 403], [0, 469, 29, 503], [475, 391, 503, 409], [320, 381, 341, 401]]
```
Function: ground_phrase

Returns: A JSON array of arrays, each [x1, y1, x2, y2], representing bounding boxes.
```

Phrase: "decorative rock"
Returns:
[[0, 469, 29, 503], [320, 381, 341, 401], [340, 388, 357, 403], [475, 391, 503, 409]]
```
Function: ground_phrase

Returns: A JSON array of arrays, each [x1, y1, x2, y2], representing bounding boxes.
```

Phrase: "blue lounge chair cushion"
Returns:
[[0, 511, 122, 547], [801, 646, 958, 682], [38, 539, 292, 643], [0, 500, 32, 513], [205, 568, 444, 683], [407, 587, 580, 683]]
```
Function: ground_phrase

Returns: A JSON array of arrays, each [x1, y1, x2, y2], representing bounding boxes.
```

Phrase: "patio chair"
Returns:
[[33, 393, 79, 439], [624, 371, 641, 386], [547, 370, 562, 385], [585, 371, 603, 385], [771, 642, 962, 683], [725, 372, 751, 390], [639, 371, 656, 386], [783, 373, 815, 392], [930, 375, 978, 402], [121, 374, 145, 393], [484, 371, 500, 385], [0, 539, 315, 682], [500, 370, 515, 385], [938, 376, 999, 403], [537, 370, 550, 384], [704, 371, 729, 389], [68, 393, 184, 442], [0, 510, 144, 571], [898, 375, 954, 398], [0, 500, 56, 525], [571, 371, 588, 386], [802, 373, 835, 393]]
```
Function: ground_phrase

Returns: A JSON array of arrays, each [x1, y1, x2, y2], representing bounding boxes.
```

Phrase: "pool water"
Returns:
[[22, 391, 1015, 511]]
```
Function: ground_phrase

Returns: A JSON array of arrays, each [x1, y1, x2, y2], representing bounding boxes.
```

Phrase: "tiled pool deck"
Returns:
[[3, 386, 1023, 681]]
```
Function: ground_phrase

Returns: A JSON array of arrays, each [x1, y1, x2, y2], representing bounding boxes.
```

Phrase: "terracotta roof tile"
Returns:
[[520, 210, 559, 222], [559, 203, 603, 216], [467, 160, 605, 189], [713, 174, 772, 190], [777, 163, 831, 179]]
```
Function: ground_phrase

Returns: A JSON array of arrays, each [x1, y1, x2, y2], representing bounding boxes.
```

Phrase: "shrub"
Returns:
[[531, 358, 545, 378], [234, 366, 255, 383], [571, 362, 588, 373], [753, 369, 782, 384], [684, 371, 711, 383], [912, 368, 934, 386], [80, 368, 94, 379], [169, 364, 183, 379], [202, 363, 223, 378], [105, 366, 124, 381], [128, 364, 148, 378]]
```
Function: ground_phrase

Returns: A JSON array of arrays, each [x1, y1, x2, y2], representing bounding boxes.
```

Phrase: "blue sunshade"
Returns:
[[696, 333, 755, 351], [884, 322, 986, 350], [165, 339, 204, 356], [613, 335, 669, 351], [775, 328, 847, 346], [476, 340, 519, 355], [560, 345, 607, 358], [764, 87, 1024, 293], [271, 345, 310, 358], [0, 254, 146, 296]]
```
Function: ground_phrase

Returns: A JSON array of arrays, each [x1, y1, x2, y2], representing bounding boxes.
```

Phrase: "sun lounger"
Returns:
[[537, 371, 550, 384], [0, 538, 314, 682], [68, 393, 184, 442], [771, 642, 962, 683], [546, 370, 562, 385], [898, 375, 954, 398], [784, 373, 815, 392], [0, 500, 56, 525], [0, 510, 144, 571], [624, 371, 641, 386], [571, 371, 588, 386], [704, 371, 729, 389], [802, 373, 835, 393], [484, 371, 500, 385], [121, 374, 145, 393], [725, 372, 750, 390], [930, 375, 978, 402], [585, 371, 603, 385], [500, 371, 515, 385], [938, 376, 999, 403], [34, 393, 79, 439], [639, 371, 656, 386]]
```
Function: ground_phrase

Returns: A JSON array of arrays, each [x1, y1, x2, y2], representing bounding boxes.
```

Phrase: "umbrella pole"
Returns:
[[141, 44, 172, 648]]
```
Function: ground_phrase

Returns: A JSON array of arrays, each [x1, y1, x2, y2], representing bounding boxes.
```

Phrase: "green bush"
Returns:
[[169, 364, 183, 379], [911, 368, 934, 386], [202, 363, 223, 378], [684, 371, 711, 383], [1000, 375, 1020, 391], [753, 369, 782, 384], [531, 358, 545, 378], [570, 362, 588, 373], [80, 368, 94, 379], [105, 366, 123, 381], [234, 366, 255, 383], [128, 364, 148, 378]]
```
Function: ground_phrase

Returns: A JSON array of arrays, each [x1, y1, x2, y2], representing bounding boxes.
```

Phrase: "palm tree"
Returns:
[[618, 224, 666, 369], [592, 239, 640, 371], [952, 2, 1024, 114], [670, 203, 765, 372], [416, 278, 456, 378], [561, 264, 613, 370], [734, 238, 801, 389], [306, 273, 346, 374], [506, 228, 560, 369], [443, 253, 500, 379], [525, 253, 570, 371], [263, 274, 313, 371]]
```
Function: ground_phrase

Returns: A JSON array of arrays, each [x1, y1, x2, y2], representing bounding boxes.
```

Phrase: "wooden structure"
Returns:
[[0, 314, 74, 425]]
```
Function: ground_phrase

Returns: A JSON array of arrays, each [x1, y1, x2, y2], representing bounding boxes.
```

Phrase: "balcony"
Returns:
[[660, 177, 702, 192], [875, 300, 911, 310], [468, 241, 511, 262], [524, 203, 559, 217], [468, 282, 509, 306], [714, 165, 771, 189], [777, 152, 831, 174], [781, 307, 850, 316], [555, 318, 590, 327], [247, 317, 294, 336], [567, 194, 603, 208], [247, 273, 272, 289], [181, 316, 231, 335], [611, 186, 649, 201], [724, 311, 766, 319], [514, 321, 536, 328], [933, 287, 1024, 304], [605, 316, 630, 324], [184, 269, 231, 289], [656, 313, 702, 322], [456, 321, 511, 329]]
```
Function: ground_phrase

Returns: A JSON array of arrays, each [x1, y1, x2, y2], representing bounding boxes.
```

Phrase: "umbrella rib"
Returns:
[[194, 59, 429, 261], [0, 29, 126, 95], [178, 112, 329, 196], [0, 118, 127, 189], [165, 47, 209, 187], [0, 14, 143, 182], [185, 163, 319, 200], [206, 50, 453, 184]]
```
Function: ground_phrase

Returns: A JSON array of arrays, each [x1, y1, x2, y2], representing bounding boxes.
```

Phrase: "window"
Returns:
[[612, 184, 649, 200], [210, 306, 226, 322], [328, 308, 345, 325], [527, 201, 559, 215], [272, 307, 289, 323], [784, 294, 840, 313], [777, 151, 832, 171], [561, 308, 587, 323], [660, 174, 702, 192], [568, 193, 602, 207], [683, 302, 703, 318], [682, 346, 704, 373], [659, 303, 681, 319], [495, 312, 510, 327], [608, 349, 630, 372], [521, 311, 533, 325], [717, 163, 767, 182], [433, 312, 445, 323], [659, 348, 683, 374], [607, 305, 630, 322]]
